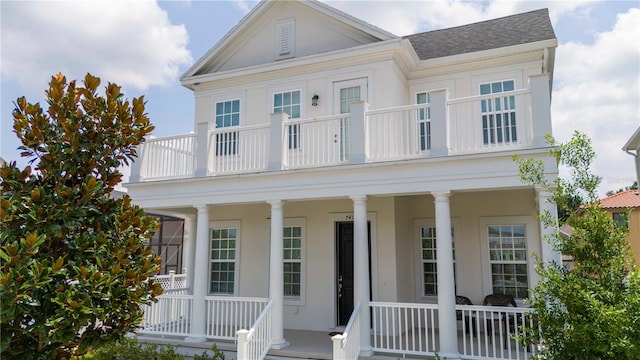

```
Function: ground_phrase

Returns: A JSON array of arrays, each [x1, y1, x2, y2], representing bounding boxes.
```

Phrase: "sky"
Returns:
[[1, 0, 639, 197]]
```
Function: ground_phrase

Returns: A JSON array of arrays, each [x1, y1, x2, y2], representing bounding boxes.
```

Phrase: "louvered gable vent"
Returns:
[[277, 19, 295, 58]]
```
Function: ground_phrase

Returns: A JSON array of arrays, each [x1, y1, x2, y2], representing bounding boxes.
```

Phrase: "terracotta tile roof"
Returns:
[[404, 8, 556, 60], [599, 190, 640, 210]]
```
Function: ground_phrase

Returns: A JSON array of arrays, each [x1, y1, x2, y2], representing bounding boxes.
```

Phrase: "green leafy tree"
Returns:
[[514, 132, 640, 359], [0, 73, 163, 359]]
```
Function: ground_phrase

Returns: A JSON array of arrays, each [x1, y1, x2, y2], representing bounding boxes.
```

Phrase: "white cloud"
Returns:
[[324, 0, 596, 36], [552, 8, 640, 194], [232, 0, 253, 15], [0, 1, 192, 96]]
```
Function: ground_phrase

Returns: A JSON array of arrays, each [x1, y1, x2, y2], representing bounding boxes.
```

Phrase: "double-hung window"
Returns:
[[282, 218, 305, 304], [416, 92, 431, 151], [209, 226, 238, 294], [488, 224, 529, 299], [274, 90, 301, 149], [480, 80, 516, 145], [215, 100, 240, 156], [417, 220, 456, 297]]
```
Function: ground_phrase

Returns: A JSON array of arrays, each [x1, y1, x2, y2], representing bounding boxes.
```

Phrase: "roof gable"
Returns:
[[405, 9, 556, 60], [182, 0, 396, 79]]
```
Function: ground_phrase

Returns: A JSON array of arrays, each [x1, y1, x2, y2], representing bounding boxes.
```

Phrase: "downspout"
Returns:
[[625, 148, 640, 195]]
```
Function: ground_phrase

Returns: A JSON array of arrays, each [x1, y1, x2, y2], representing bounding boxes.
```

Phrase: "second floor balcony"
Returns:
[[131, 74, 552, 183]]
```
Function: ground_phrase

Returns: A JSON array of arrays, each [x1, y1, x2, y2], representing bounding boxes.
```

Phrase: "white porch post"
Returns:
[[185, 204, 210, 342], [184, 214, 197, 291], [433, 192, 460, 360], [269, 200, 289, 349], [537, 188, 562, 265], [352, 196, 372, 356]]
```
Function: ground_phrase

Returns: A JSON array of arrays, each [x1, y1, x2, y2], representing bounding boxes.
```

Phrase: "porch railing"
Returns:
[[370, 301, 439, 357], [448, 89, 531, 155], [236, 299, 274, 360], [457, 304, 537, 360], [332, 302, 361, 360], [204, 296, 270, 340], [139, 134, 195, 180], [208, 124, 270, 175], [139, 294, 193, 336], [283, 114, 350, 169], [154, 271, 187, 290], [366, 104, 431, 162]]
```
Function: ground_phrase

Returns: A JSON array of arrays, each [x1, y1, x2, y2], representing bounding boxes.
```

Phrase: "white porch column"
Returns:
[[269, 200, 289, 349], [349, 101, 368, 164], [268, 113, 287, 171], [185, 204, 210, 342], [537, 188, 562, 265], [184, 214, 197, 291], [433, 192, 460, 360], [351, 196, 372, 356]]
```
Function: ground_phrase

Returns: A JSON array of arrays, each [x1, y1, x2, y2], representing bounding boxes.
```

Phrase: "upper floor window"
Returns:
[[274, 90, 301, 149], [480, 80, 516, 145], [215, 100, 240, 156], [417, 92, 431, 151]]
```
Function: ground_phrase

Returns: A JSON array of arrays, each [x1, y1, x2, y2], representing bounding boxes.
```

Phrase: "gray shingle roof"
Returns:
[[405, 9, 556, 60]]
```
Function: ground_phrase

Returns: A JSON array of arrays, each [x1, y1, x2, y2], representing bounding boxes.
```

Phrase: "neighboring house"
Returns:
[[599, 189, 640, 264], [127, 1, 560, 359]]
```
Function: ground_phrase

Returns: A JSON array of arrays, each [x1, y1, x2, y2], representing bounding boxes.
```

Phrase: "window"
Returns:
[[480, 80, 517, 145], [283, 225, 302, 297], [274, 90, 301, 149], [420, 226, 456, 296], [215, 100, 240, 156], [209, 227, 237, 294], [417, 92, 431, 151], [613, 212, 628, 229], [488, 225, 529, 299]]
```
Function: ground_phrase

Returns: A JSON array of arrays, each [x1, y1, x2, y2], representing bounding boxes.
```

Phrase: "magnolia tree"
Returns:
[[0, 74, 162, 358], [515, 132, 640, 359]]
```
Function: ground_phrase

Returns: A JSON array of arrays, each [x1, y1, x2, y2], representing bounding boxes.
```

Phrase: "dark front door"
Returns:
[[336, 221, 371, 326]]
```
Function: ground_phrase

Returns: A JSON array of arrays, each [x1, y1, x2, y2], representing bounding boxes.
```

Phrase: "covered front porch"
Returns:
[[134, 189, 557, 360]]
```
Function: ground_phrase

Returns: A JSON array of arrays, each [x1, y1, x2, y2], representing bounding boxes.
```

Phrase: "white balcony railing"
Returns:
[[154, 271, 187, 290], [236, 299, 274, 360], [208, 124, 270, 175], [283, 114, 350, 169], [204, 296, 270, 340], [332, 302, 361, 360], [448, 89, 531, 155], [139, 134, 195, 180], [370, 301, 439, 357], [132, 74, 552, 182], [139, 294, 193, 336], [366, 103, 431, 162]]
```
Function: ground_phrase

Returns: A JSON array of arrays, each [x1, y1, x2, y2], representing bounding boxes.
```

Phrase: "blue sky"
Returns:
[[1, 0, 639, 195]]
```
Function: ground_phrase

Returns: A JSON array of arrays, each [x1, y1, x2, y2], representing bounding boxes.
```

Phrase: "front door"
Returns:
[[335, 221, 371, 326]]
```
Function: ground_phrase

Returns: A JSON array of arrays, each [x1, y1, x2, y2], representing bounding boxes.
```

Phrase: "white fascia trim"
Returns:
[[415, 39, 558, 71], [181, 38, 412, 86], [623, 126, 640, 151], [303, 0, 397, 40], [181, 1, 272, 79]]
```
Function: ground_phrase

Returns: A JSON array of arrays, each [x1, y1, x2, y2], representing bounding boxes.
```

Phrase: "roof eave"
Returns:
[[623, 126, 640, 151]]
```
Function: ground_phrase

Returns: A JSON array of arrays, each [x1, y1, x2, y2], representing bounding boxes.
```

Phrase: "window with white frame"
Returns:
[[487, 224, 529, 299], [215, 99, 240, 156], [416, 219, 456, 297], [416, 92, 431, 151], [480, 80, 516, 145], [281, 218, 305, 304], [274, 90, 301, 149], [209, 226, 237, 294]]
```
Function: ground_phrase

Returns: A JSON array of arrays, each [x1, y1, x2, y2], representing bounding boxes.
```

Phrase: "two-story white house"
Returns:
[[127, 1, 560, 359]]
